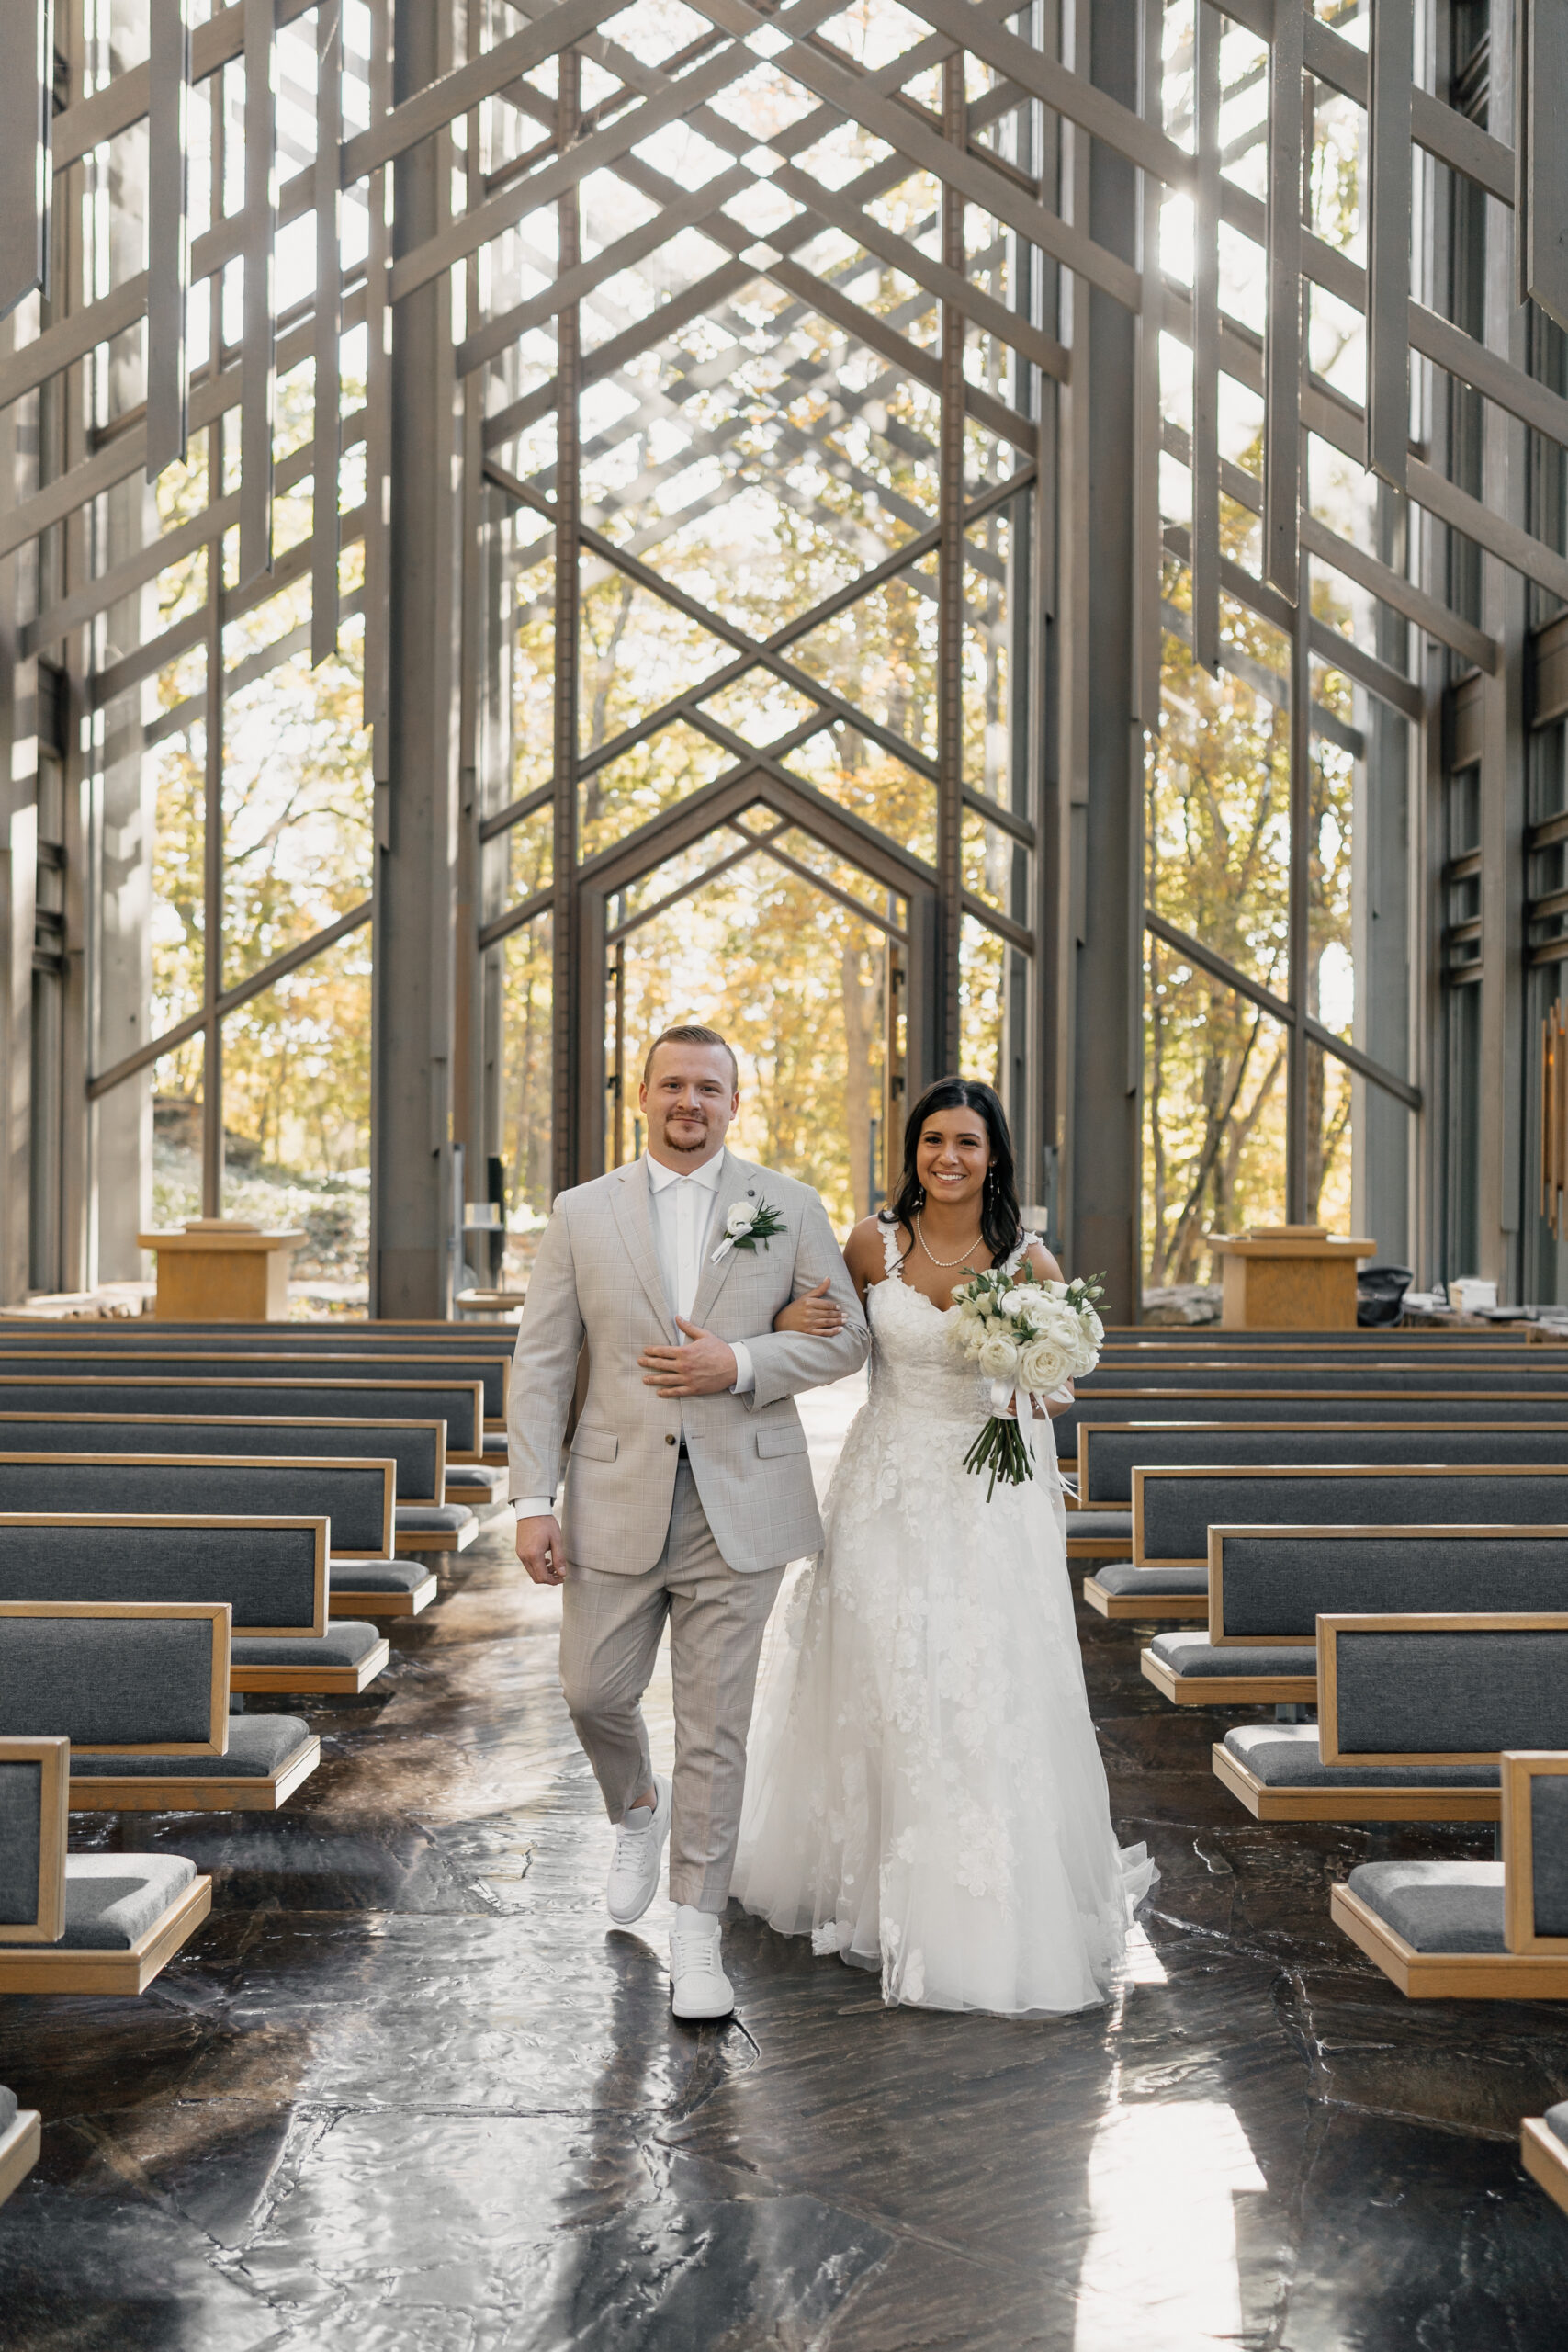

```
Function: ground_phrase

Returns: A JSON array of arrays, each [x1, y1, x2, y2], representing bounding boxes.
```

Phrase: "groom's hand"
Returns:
[[639, 1319, 738, 1396], [515, 1512, 566, 1586]]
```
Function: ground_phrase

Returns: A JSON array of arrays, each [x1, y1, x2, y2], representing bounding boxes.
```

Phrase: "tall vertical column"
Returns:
[[371, 0, 459, 1314], [551, 52, 581, 1194], [936, 52, 966, 1079], [93, 0, 155, 1282], [1060, 0, 1141, 1318]]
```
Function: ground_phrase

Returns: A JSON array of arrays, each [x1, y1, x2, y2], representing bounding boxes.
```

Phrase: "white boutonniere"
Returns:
[[710, 1197, 787, 1264]]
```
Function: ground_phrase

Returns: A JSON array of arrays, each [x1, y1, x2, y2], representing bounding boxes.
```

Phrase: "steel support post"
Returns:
[[936, 51, 966, 1079], [1061, 0, 1141, 1318], [1286, 547, 1312, 1221], [551, 53, 582, 1192], [371, 0, 459, 1316]]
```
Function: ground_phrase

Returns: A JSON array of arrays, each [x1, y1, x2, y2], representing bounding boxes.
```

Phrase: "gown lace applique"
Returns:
[[731, 1218, 1156, 2016]]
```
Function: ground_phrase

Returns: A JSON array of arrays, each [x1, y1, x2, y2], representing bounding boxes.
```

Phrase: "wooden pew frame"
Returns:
[[0, 2104, 40, 2200], [0, 1736, 68, 1940], [0, 1510, 331, 1639], [1503, 1752, 1568, 1953], [0, 1411, 447, 1507], [0, 1451, 397, 1563], [0, 1600, 230, 1752], [0, 1343, 509, 1429], [1131, 1463, 1568, 1570], [1521, 2118, 1568, 2214], [0, 1375, 485, 1463], [1078, 1419, 1568, 1511], [1318, 1612, 1568, 1767]]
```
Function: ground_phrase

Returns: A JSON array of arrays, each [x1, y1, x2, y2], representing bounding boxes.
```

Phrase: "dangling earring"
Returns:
[[914, 1182, 926, 1209]]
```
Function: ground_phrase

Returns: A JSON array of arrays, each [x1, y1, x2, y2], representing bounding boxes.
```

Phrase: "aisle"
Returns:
[[1, 1409, 1563, 2348]]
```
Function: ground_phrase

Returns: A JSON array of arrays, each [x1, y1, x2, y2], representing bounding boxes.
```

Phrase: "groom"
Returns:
[[509, 1023, 868, 2020]]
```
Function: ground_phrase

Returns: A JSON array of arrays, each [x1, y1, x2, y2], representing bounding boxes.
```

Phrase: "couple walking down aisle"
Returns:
[[509, 1023, 1153, 2021]]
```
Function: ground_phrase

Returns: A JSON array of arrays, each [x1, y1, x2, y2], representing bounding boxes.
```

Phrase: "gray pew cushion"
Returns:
[[1148, 1633, 1309, 1679], [1065, 1511, 1133, 1540], [0, 1417, 441, 1506], [328, 1560, 429, 1598], [1546, 2103, 1568, 2150], [0, 1617, 217, 1747], [0, 1759, 41, 1923], [1218, 1533, 1568, 1642], [71, 1713, 310, 1778], [394, 1505, 476, 1536], [1334, 1629, 1568, 1756], [231, 1624, 383, 1669], [483, 1431, 507, 1455], [1529, 1777, 1568, 1939], [1092, 1562, 1207, 1598], [0, 1521, 319, 1632], [1223, 1724, 1500, 1790], [0, 1461, 385, 1555], [445, 1464, 508, 1498], [1142, 1470, 1568, 1566], [1344, 1860, 1506, 1952], [54, 1854, 198, 1950]]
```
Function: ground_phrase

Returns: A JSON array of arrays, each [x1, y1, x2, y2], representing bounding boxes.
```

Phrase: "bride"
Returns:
[[731, 1077, 1155, 2016]]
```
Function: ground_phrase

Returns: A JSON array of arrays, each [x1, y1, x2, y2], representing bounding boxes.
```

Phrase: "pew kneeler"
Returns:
[[0, 1736, 211, 1995]]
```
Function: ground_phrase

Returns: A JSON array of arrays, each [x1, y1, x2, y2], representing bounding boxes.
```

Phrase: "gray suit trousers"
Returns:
[[558, 1460, 784, 1912]]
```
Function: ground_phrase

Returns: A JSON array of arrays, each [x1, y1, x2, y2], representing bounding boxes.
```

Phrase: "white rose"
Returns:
[[1081, 1306, 1104, 1347], [977, 1335, 1020, 1381], [1018, 1335, 1071, 1393], [999, 1287, 1029, 1317], [725, 1202, 755, 1237]]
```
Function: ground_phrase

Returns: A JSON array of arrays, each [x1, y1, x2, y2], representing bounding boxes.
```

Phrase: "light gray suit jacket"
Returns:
[[508, 1153, 869, 1574]]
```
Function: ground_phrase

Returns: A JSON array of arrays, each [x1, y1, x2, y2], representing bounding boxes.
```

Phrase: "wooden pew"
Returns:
[[0, 1734, 211, 1996], [0, 1430, 439, 1618], [0, 1514, 389, 1695], [0, 1600, 320, 1811], [1142, 1522, 1568, 1708], [1213, 1611, 1568, 1828], [1332, 1734, 1568, 1997], [1522, 2107, 1568, 2216], [0, 1334, 512, 1431], [1084, 1454, 1568, 1634], [0, 1372, 485, 1463], [1078, 1419, 1568, 1614], [0, 2085, 39, 2205]]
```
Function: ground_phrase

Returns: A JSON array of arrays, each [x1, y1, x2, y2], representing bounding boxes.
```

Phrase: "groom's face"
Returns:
[[641, 1044, 739, 1168]]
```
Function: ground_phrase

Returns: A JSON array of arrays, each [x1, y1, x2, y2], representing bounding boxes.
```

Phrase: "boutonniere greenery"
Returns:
[[710, 1197, 786, 1264]]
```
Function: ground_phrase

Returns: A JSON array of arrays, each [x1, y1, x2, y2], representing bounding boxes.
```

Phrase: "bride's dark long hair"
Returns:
[[881, 1077, 1021, 1265]]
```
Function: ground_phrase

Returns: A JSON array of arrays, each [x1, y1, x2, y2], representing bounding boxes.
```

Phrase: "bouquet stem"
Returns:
[[962, 1413, 1034, 1499]]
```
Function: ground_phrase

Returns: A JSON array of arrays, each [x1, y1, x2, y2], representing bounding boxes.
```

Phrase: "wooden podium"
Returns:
[[1209, 1224, 1377, 1331], [138, 1221, 305, 1322]]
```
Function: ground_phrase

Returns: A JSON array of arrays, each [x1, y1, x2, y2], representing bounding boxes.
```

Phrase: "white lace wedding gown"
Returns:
[[732, 1226, 1156, 2015]]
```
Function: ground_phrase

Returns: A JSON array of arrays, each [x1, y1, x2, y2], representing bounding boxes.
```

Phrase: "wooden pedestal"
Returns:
[[1211, 1226, 1377, 1330], [138, 1225, 304, 1321]]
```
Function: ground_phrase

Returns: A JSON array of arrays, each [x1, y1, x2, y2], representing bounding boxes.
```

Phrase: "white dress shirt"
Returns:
[[514, 1148, 754, 1517]]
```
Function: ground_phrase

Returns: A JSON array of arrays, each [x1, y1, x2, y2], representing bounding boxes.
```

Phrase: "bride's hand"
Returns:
[[774, 1277, 844, 1337]]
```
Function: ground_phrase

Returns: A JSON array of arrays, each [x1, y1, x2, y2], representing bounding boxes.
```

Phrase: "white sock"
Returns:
[[673, 1904, 721, 1932]]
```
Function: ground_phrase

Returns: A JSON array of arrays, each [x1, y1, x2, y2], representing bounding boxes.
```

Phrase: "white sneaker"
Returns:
[[605, 1774, 671, 1925], [670, 1905, 734, 2022]]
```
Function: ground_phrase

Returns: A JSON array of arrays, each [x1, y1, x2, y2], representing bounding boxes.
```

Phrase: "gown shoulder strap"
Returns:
[[1003, 1229, 1040, 1277], [878, 1216, 907, 1279]]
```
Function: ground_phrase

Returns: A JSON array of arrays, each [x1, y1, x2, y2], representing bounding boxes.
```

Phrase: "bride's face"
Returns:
[[916, 1109, 990, 1212]]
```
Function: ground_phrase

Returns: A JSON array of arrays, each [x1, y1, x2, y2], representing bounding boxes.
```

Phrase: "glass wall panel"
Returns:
[[219, 930, 373, 1311], [501, 914, 555, 1285], [152, 1037, 205, 1233], [1144, 944, 1289, 1290], [615, 853, 891, 1228]]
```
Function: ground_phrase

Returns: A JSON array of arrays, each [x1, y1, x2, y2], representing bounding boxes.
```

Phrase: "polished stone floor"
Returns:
[[4, 1382, 1568, 2347]]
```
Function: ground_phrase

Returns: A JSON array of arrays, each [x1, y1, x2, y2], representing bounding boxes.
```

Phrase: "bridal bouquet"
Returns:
[[949, 1267, 1105, 1497]]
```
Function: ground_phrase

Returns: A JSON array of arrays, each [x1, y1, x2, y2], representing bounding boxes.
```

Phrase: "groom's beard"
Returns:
[[655, 1114, 715, 1160]]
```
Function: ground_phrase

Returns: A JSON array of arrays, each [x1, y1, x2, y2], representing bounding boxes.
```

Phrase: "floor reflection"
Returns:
[[1, 1373, 1565, 2346]]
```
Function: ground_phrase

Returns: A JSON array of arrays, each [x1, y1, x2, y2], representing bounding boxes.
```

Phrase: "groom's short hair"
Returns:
[[644, 1023, 739, 1091]]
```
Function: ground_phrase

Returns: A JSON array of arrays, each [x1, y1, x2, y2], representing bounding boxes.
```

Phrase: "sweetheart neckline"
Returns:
[[873, 1275, 958, 1317]]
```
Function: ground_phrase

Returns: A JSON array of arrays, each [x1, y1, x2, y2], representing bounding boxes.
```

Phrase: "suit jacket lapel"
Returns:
[[608, 1162, 673, 1330], [690, 1153, 761, 1328]]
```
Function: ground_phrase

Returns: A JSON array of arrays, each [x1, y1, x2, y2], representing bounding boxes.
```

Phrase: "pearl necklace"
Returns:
[[914, 1212, 985, 1268]]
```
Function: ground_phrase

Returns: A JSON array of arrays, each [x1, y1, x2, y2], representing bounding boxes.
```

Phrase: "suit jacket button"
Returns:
[[665, 1432, 677, 1445]]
